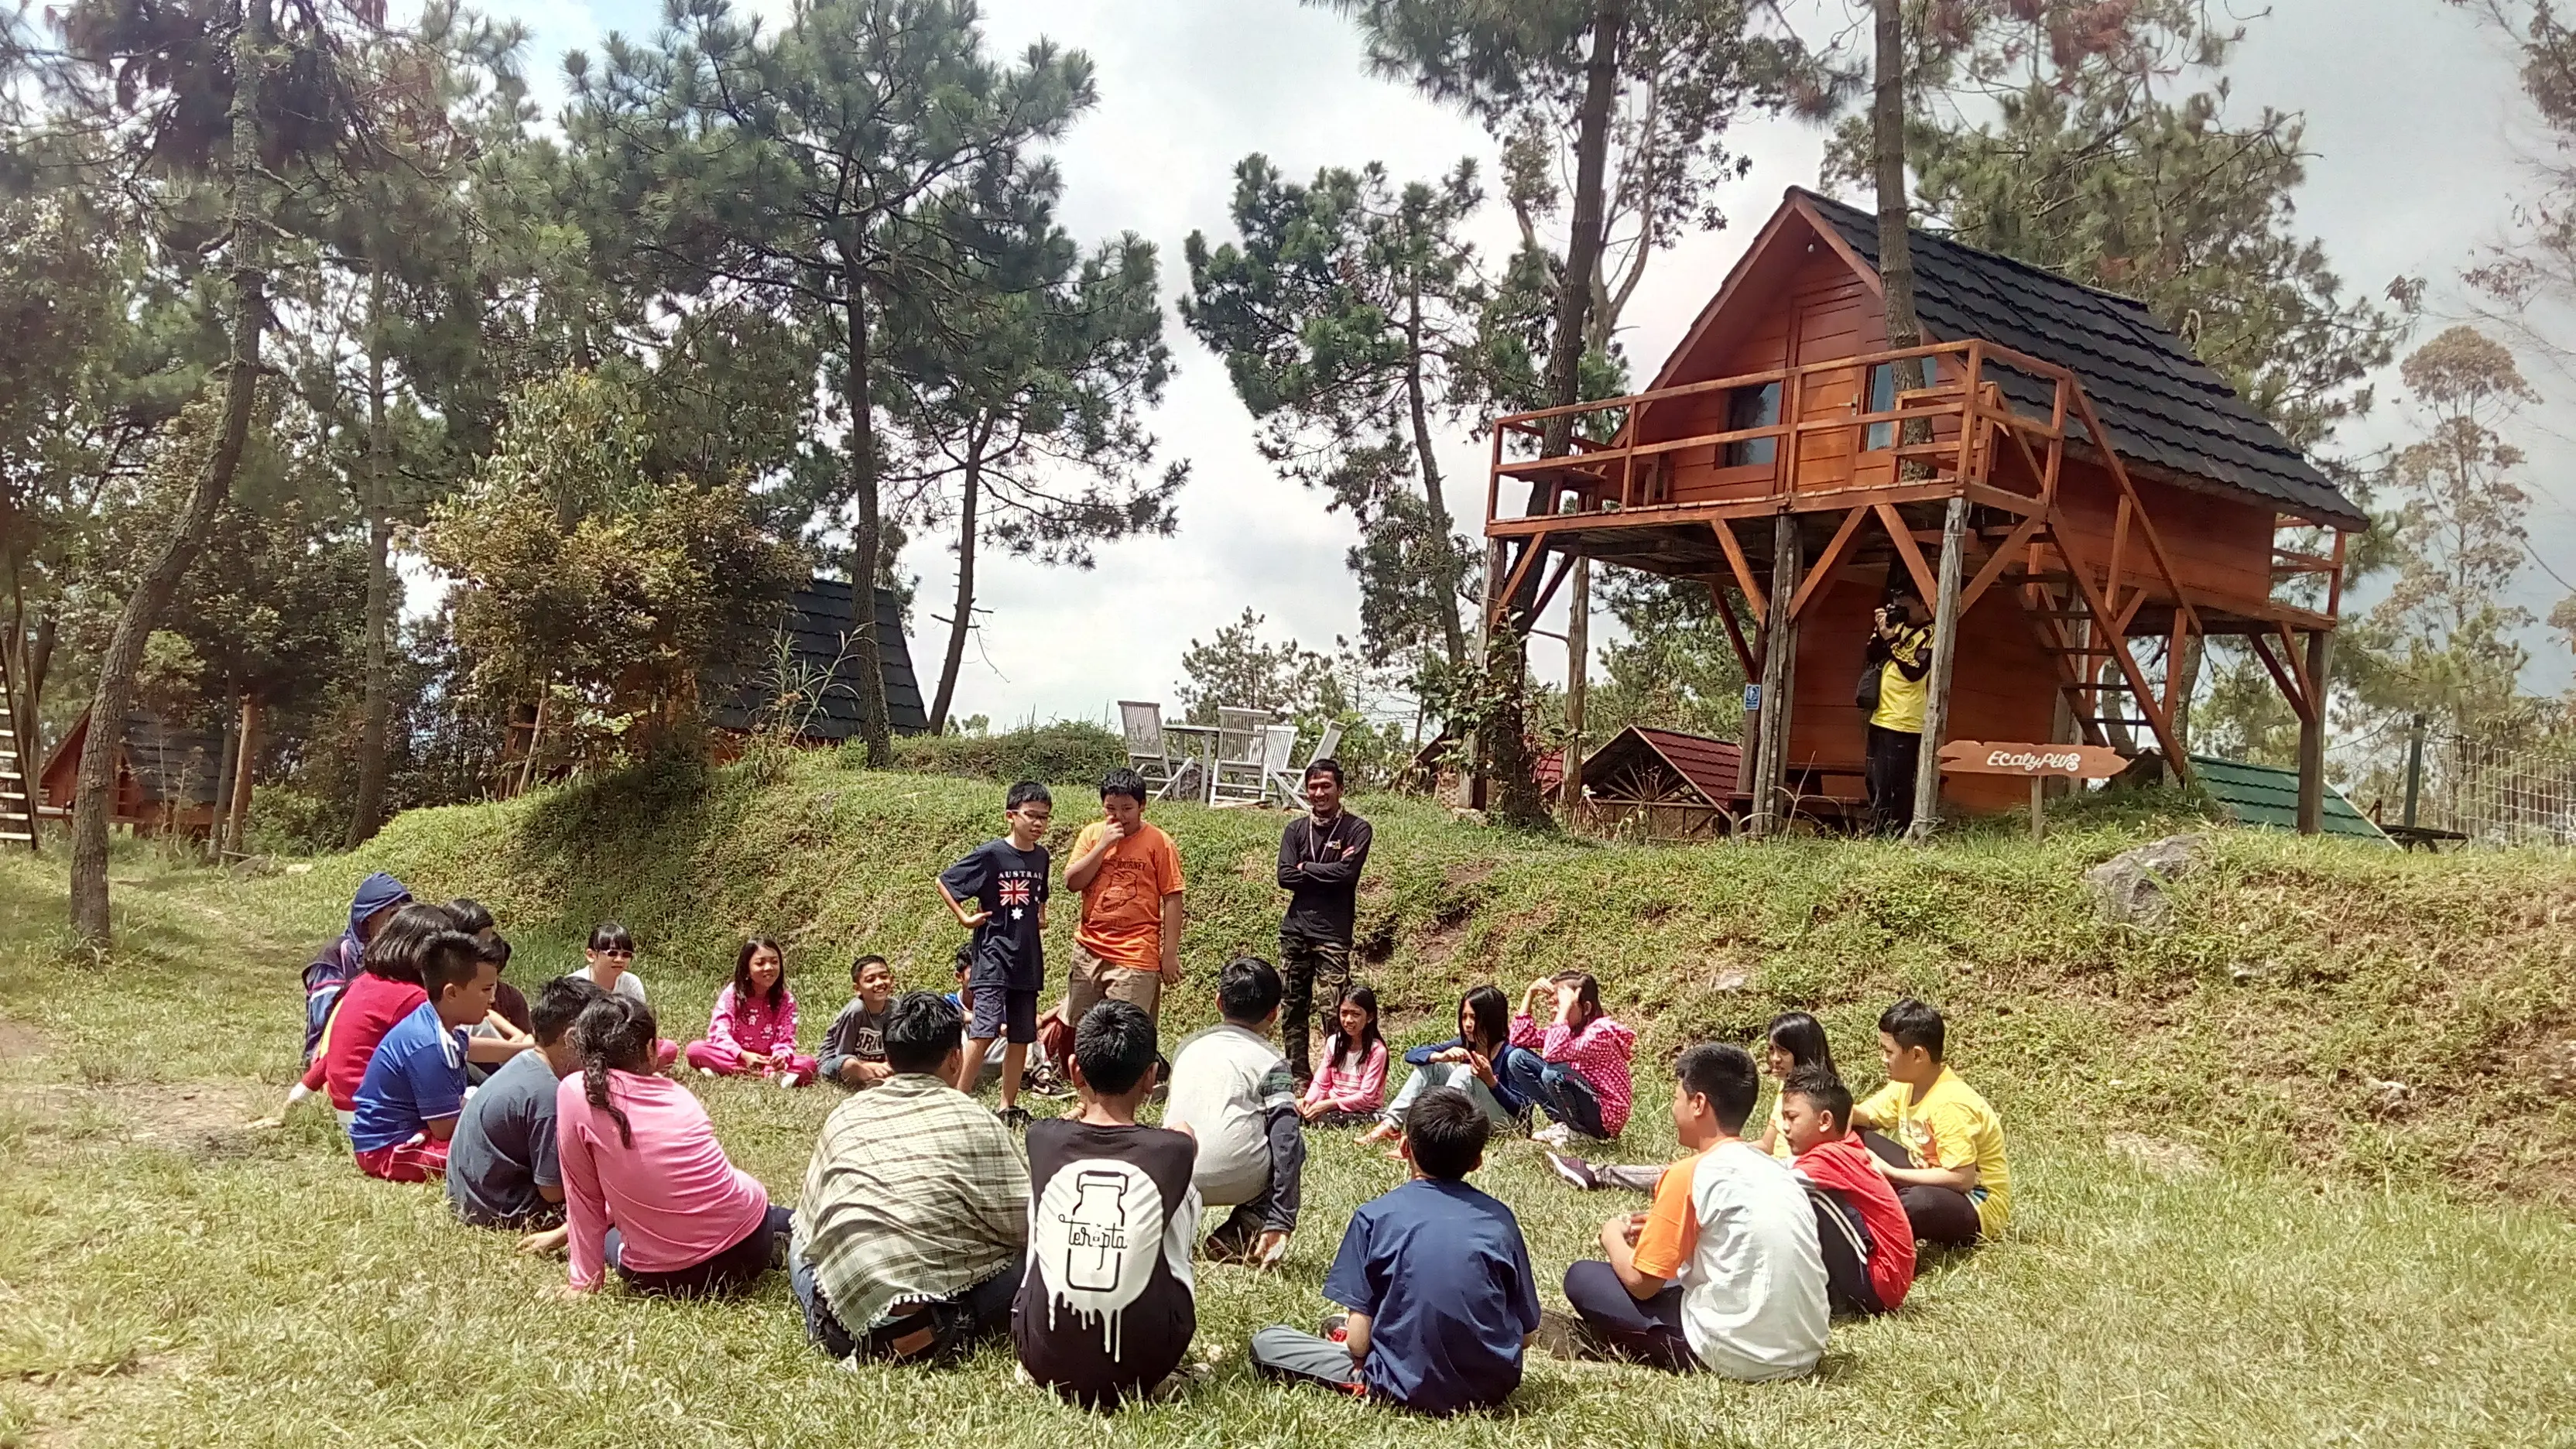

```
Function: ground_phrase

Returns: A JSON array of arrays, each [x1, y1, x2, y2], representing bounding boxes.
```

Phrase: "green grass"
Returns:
[[3, 758, 2575, 1446]]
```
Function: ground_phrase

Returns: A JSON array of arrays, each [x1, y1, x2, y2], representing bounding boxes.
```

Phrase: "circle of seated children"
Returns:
[[286, 873, 2012, 1414]]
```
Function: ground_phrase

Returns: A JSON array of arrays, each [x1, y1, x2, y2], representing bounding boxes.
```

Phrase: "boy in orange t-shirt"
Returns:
[[1060, 767, 1187, 1023]]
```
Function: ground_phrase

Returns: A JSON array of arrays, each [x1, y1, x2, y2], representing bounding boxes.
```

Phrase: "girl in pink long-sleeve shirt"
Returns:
[[1297, 986, 1389, 1125], [682, 937, 819, 1085], [1509, 971, 1636, 1142], [553, 996, 788, 1297]]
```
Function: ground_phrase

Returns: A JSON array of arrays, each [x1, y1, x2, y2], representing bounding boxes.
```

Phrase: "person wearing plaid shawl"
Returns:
[[789, 992, 1030, 1363]]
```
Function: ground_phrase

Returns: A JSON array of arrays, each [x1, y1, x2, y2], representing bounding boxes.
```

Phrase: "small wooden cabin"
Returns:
[[1482, 188, 2358, 830], [1573, 726, 1744, 839], [39, 709, 225, 838], [701, 578, 929, 742]]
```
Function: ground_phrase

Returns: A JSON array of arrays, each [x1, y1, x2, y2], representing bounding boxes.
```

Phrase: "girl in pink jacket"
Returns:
[[683, 937, 819, 1086], [1297, 985, 1389, 1125]]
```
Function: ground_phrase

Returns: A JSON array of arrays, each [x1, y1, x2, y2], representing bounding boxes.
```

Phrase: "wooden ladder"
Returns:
[[0, 649, 37, 848]]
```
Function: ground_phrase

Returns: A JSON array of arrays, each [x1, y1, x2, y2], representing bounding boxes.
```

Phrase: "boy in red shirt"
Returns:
[[1779, 1066, 1913, 1315]]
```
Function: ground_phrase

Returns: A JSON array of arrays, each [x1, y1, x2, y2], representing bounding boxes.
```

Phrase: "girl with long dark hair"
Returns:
[[1296, 985, 1388, 1125], [551, 995, 791, 1299], [683, 937, 818, 1086]]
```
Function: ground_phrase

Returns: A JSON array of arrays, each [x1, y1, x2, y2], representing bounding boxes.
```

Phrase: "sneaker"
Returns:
[[1545, 1151, 1599, 1190], [1533, 1122, 1574, 1148], [997, 1105, 1033, 1131], [697, 1067, 718, 1079]]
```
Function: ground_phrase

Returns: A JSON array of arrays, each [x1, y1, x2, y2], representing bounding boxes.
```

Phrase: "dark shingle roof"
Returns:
[[1793, 189, 2365, 530], [1579, 726, 1742, 803], [122, 713, 224, 807], [703, 580, 929, 740]]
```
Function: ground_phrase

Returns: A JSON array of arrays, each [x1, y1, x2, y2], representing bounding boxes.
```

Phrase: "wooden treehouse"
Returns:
[[39, 709, 226, 839], [1482, 189, 2359, 832]]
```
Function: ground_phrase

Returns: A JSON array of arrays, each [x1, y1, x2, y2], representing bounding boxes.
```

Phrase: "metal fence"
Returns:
[[2411, 729, 2576, 848]]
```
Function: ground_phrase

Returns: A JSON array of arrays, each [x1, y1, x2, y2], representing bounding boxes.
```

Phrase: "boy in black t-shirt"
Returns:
[[939, 780, 1053, 1127], [1015, 1000, 1200, 1410]]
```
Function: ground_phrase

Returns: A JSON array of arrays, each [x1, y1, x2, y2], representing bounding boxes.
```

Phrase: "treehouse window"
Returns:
[[1722, 382, 1781, 467], [1862, 358, 1935, 451]]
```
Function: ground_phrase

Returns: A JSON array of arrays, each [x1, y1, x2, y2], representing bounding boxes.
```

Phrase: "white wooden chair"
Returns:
[[1118, 701, 1179, 796], [1224, 723, 1301, 809], [1211, 707, 1277, 806], [1275, 721, 1345, 808]]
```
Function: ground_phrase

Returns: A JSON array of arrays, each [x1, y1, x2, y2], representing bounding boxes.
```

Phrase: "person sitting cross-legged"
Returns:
[[1779, 1066, 1913, 1316], [1250, 1086, 1541, 1416], [1560, 1043, 1828, 1380], [1015, 1001, 1202, 1410], [1851, 998, 2011, 1249], [1164, 957, 1306, 1268], [348, 926, 499, 1182], [447, 975, 606, 1253], [790, 991, 1030, 1364]]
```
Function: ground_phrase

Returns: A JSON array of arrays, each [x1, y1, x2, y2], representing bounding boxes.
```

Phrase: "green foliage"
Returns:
[[420, 368, 807, 734], [884, 719, 1127, 787], [1184, 156, 1494, 670], [1864, 1, 2401, 455], [1586, 570, 1750, 742]]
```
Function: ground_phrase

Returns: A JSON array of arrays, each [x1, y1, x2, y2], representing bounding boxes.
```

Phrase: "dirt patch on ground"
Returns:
[[1444, 859, 1498, 890], [0, 1016, 48, 1063], [1, 1077, 266, 1159]]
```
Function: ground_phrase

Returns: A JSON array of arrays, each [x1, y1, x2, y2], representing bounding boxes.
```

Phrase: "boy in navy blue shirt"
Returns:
[[939, 779, 1053, 1128], [348, 929, 495, 1182], [1249, 1086, 1541, 1416]]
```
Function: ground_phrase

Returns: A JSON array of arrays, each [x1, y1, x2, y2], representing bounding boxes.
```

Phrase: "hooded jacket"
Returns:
[[302, 872, 410, 1060]]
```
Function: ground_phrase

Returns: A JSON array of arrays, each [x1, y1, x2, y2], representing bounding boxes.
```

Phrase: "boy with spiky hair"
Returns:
[[938, 780, 1053, 1127]]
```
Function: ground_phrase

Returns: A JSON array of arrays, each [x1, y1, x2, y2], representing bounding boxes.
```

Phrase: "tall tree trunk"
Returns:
[[70, 0, 270, 944], [225, 694, 261, 855], [1403, 285, 1466, 670], [348, 260, 394, 847], [841, 265, 893, 764], [1874, 0, 1931, 427], [1487, 0, 1628, 828], [928, 418, 988, 735]]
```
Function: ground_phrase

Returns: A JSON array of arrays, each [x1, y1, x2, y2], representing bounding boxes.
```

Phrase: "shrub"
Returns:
[[883, 720, 1127, 785], [243, 786, 348, 858]]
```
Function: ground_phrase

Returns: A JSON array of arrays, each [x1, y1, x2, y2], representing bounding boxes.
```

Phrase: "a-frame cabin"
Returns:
[[1481, 187, 2358, 831]]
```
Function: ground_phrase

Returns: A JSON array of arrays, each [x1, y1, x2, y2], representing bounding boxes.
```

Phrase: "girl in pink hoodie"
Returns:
[[683, 937, 818, 1087]]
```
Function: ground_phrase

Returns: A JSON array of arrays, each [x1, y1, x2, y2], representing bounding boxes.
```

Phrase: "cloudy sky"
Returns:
[[483, 0, 2576, 726]]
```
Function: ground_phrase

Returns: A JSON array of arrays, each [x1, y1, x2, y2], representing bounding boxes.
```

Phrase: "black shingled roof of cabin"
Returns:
[[701, 579, 929, 740], [1792, 188, 2366, 531]]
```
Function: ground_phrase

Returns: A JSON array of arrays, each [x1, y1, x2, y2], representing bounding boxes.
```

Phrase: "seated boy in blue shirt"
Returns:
[[348, 927, 495, 1183], [1249, 1086, 1541, 1416]]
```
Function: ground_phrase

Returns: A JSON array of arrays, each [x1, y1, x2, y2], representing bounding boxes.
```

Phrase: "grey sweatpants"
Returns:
[[1249, 1326, 1363, 1392]]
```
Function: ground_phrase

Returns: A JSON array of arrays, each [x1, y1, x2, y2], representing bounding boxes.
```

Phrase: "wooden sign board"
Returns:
[[1938, 741, 2129, 779]]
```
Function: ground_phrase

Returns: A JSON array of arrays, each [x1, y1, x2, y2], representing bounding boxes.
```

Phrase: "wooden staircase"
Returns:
[[0, 649, 38, 848], [1921, 379, 2203, 785]]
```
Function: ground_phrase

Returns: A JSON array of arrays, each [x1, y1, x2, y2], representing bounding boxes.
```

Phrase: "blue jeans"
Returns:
[[1503, 1050, 1605, 1138]]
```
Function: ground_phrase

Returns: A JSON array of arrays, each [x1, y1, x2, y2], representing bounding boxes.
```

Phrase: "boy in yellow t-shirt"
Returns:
[[1852, 999, 2010, 1247]]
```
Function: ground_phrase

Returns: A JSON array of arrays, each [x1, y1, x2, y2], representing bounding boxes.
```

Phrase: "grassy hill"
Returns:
[[2, 752, 2574, 1447]]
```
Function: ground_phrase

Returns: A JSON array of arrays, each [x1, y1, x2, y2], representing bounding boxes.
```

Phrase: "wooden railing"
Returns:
[[1482, 338, 2082, 525]]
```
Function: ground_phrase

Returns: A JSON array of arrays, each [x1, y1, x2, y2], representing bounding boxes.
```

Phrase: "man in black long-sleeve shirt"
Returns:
[[1275, 759, 1372, 1085]]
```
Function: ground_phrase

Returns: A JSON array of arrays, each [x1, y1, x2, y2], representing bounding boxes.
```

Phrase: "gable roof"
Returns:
[[2190, 753, 2391, 844], [702, 579, 929, 740], [1579, 725, 1742, 804], [39, 709, 223, 807], [1758, 189, 2365, 530]]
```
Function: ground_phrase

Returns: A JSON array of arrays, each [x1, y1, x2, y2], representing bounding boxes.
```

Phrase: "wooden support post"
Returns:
[[2030, 776, 2046, 841], [2296, 628, 2332, 835], [1469, 538, 1503, 809], [225, 696, 260, 856], [1908, 495, 1970, 841], [1752, 512, 1800, 838], [1564, 557, 1588, 825]]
